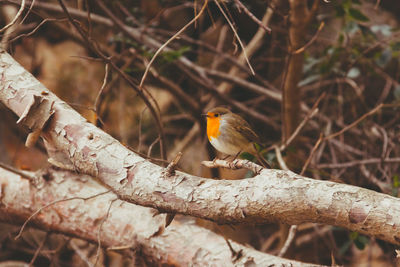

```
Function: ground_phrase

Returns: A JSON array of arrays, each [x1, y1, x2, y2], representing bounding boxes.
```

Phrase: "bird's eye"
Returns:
[[214, 114, 219, 117]]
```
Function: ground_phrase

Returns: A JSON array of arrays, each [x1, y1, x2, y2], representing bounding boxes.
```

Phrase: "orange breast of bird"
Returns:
[[206, 117, 221, 141]]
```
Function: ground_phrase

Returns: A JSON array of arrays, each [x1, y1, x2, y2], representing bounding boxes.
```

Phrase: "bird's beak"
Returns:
[[201, 113, 210, 118]]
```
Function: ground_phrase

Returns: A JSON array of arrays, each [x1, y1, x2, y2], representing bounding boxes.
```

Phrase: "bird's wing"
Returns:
[[230, 114, 260, 143]]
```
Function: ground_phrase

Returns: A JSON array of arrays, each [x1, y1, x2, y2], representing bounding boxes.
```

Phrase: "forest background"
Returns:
[[0, 0, 400, 266]]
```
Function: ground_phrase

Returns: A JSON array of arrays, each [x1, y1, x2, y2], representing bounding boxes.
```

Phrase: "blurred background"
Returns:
[[0, 0, 400, 266]]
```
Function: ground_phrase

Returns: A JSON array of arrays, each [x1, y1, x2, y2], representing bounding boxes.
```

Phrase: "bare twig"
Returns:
[[201, 158, 263, 175], [293, 22, 325, 54], [325, 103, 384, 140], [205, 68, 281, 101], [0, 0, 25, 33], [15, 190, 111, 240], [317, 157, 400, 169], [9, 18, 67, 43], [139, 0, 208, 88], [359, 165, 389, 193], [69, 239, 95, 267], [264, 93, 325, 153], [214, 0, 255, 75], [20, 0, 34, 25], [274, 146, 289, 171], [301, 134, 324, 175], [94, 63, 110, 114], [28, 232, 48, 267], [233, 0, 271, 33], [0, 162, 38, 182], [278, 225, 298, 257], [94, 198, 117, 267], [280, 107, 318, 151], [147, 136, 160, 158], [58, 0, 167, 161], [137, 107, 147, 153]]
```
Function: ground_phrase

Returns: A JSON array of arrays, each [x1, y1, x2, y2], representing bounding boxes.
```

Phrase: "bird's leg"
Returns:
[[220, 151, 241, 163], [222, 154, 231, 160], [232, 151, 242, 161]]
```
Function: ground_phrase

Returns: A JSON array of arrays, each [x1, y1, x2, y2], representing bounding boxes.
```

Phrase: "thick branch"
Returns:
[[282, 0, 317, 140], [0, 167, 309, 266], [1, 51, 400, 245]]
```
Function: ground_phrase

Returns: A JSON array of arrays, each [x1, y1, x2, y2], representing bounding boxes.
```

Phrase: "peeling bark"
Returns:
[[1, 51, 400, 246], [0, 167, 312, 266]]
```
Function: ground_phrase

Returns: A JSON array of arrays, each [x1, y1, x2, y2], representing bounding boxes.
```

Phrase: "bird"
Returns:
[[204, 107, 269, 167]]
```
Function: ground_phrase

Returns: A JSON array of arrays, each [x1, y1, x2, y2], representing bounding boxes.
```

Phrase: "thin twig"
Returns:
[[9, 18, 68, 43], [274, 146, 289, 171], [300, 134, 323, 175], [94, 198, 117, 267], [20, 0, 35, 25], [214, 0, 255, 75], [84, 0, 93, 38], [15, 190, 111, 240], [0, 161, 37, 182], [58, 0, 167, 161], [139, 0, 208, 88], [293, 21, 325, 54], [137, 107, 147, 153], [233, 0, 271, 33], [325, 103, 383, 140], [317, 157, 400, 169], [280, 108, 318, 151], [264, 93, 325, 153], [205, 68, 281, 101], [360, 165, 389, 193], [147, 136, 160, 158], [278, 225, 298, 257], [69, 239, 95, 267], [29, 232, 48, 267], [0, 0, 25, 33], [94, 63, 110, 113]]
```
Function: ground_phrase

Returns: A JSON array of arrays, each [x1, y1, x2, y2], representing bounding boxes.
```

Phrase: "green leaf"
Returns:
[[254, 143, 262, 151], [354, 235, 369, 250], [393, 174, 399, 188], [354, 239, 366, 250], [161, 46, 191, 62], [240, 152, 255, 161], [349, 232, 369, 250], [349, 231, 359, 240], [348, 8, 369, 22]]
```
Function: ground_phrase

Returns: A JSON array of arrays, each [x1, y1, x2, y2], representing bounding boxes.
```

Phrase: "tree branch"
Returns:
[[1, 51, 400, 246], [0, 167, 310, 266]]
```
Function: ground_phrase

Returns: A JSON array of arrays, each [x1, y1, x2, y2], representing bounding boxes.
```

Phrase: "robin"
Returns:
[[204, 107, 269, 167]]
